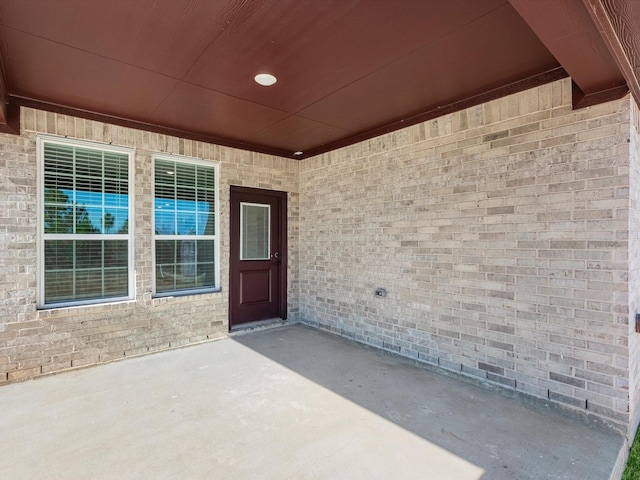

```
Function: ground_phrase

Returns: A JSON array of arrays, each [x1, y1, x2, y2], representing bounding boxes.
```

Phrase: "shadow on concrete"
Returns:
[[0, 323, 625, 480], [233, 324, 624, 480]]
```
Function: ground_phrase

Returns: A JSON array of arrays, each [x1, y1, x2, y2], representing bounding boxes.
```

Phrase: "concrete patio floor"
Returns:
[[0, 324, 625, 480]]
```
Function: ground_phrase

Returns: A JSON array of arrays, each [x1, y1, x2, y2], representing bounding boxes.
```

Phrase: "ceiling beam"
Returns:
[[302, 67, 569, 159], [0, 52, 8, 124], [0, 52, 19, 134], [582, 0, 640, 107], [508, 0, 628, 108], [10, 95, 292, 158]]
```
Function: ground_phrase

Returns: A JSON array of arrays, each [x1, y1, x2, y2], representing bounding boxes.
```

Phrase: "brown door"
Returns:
[[230, 186, 287, 326]]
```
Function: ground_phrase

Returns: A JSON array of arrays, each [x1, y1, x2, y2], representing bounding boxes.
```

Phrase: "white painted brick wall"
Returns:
[[299, 78, 633, 430], [0, 108, 300, 382]]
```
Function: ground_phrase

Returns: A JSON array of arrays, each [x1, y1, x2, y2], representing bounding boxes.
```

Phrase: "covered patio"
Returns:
[[2, 2, 640, 478], [1, 325, 624, 480]]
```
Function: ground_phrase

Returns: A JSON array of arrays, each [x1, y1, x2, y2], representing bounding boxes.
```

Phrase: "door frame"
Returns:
[[229, 186, 288, 328]]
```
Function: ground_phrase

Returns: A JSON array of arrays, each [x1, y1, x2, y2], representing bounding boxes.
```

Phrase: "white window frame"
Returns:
[[37, 135, 135, 308], [152, 154, 220, 297]]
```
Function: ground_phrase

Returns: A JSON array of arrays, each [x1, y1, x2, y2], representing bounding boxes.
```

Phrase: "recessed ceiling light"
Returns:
[[294, 151, 303, 156], [255, 73, 277, 86], [166, 170, 174, 175]]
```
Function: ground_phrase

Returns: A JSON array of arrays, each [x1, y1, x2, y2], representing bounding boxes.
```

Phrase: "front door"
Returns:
[[230, 186, 287, 327]]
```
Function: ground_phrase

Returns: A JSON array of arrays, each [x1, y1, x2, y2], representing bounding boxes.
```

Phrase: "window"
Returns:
[[153, 155, 218, 296], [38, 136, 134, 308], [240, 203, 270, 260]]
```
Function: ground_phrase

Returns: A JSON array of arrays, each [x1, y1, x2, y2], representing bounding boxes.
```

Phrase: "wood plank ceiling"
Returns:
[[0, 0, 638, 159]]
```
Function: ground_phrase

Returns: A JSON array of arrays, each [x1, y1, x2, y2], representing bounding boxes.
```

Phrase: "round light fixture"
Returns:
[[294, 151, 303, 156], [255, 73, 277, 86]]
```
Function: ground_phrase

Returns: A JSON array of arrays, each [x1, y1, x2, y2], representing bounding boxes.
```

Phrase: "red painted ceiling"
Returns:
[[0, 0, 638, 159]]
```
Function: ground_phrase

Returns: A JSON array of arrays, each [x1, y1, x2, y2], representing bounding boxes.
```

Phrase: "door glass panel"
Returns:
[[241, 203, 270, 260]]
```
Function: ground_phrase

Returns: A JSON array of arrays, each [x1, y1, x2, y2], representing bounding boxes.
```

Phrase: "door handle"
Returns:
[[271, 252, 280, 265]]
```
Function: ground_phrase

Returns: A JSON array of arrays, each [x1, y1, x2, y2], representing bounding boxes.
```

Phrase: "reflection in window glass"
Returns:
[[155, 240, 215, 293], [154, 157, 217, 295], [40, 139, 131, 307], [43, 143, 129, 235]]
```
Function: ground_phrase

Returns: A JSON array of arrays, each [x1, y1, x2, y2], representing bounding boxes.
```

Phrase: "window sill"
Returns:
[[153, 287, 222, 300], [37, 297, 136, 311]]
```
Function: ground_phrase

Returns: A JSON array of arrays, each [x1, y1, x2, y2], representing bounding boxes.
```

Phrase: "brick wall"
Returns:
[[0, 107, 299, 382], [629, 100, 640, 438], [299, 78, 634, 431]]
